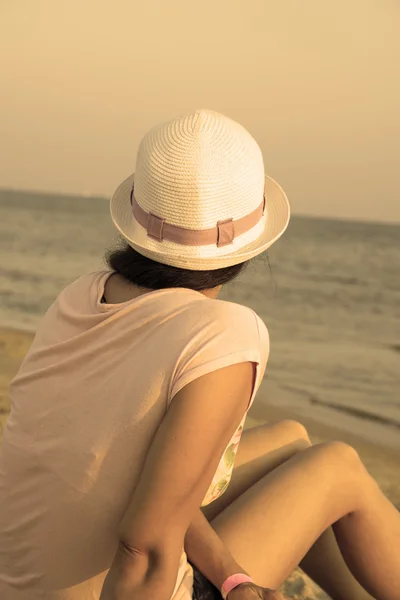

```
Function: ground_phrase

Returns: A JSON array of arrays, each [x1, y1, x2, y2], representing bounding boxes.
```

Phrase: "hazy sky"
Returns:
[[1, 0, 399, 223]]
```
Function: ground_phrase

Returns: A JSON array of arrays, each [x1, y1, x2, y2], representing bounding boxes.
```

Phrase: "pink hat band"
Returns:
[[130, 183, 266, 248]]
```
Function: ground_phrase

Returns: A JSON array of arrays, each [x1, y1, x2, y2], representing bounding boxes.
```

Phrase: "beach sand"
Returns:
[[1, 325, 399, 600]]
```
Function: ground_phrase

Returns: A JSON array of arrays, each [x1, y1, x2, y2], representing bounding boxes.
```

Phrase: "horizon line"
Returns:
[[0, 185, 399, 228]]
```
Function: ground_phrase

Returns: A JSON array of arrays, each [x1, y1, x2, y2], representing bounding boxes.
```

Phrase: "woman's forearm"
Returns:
[[101, 508, 248, 599], [184, 508, 250, 591]]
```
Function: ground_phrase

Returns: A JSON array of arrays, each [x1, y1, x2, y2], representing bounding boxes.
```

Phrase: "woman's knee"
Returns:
[[315, 440, 365, 473], [276, 423, 364, 471], [277, 419, 312, 445]]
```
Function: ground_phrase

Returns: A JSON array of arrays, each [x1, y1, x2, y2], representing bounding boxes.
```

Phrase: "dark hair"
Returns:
[[104, 238, 253, 292]]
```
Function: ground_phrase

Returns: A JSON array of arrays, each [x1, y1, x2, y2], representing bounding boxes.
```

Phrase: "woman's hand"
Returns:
[[227, 582, 290, 599]]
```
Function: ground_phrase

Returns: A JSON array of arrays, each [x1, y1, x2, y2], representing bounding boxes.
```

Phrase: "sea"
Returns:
[[1, 188, 399, 449]]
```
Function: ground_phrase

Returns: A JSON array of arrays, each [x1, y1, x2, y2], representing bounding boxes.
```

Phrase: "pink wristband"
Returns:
[[221, 573, 254, 599]]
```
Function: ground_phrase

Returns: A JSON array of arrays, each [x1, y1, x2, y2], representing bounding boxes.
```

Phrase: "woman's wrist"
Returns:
[[205, 555, 251, 595], [226, 582, 257, 598], [224, 579, 256, 599]]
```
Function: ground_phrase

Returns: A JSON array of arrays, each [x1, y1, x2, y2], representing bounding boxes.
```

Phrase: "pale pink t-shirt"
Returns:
[[0, 270, 269, 600]]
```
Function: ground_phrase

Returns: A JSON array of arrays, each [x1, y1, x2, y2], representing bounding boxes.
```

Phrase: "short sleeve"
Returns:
[[168, 302, 270, 412]]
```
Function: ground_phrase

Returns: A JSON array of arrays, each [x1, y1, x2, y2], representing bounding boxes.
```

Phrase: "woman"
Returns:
[[0, 109, 398, 600]]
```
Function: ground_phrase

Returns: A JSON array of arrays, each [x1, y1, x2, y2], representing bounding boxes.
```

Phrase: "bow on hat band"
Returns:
[[130, 184, 266, 248]]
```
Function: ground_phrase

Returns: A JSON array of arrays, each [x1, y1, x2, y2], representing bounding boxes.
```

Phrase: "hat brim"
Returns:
[[110, 173, 290, 270]]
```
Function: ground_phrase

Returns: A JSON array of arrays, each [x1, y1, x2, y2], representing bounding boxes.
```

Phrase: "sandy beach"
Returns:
[[1, 325, 399, 600]]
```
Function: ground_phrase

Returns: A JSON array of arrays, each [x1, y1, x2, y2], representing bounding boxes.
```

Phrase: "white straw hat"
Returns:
[[110, 109, 290, 271]]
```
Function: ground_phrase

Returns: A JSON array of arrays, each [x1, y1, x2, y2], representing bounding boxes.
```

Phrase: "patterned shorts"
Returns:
[[189, 561, 222, 600]]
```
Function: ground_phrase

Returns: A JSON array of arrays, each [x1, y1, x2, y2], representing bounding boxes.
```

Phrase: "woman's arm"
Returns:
[[102, 512, 249, 600], [100, 539, 183, 600], [100, 361, 256, 600], [185, 507, 250, 589]]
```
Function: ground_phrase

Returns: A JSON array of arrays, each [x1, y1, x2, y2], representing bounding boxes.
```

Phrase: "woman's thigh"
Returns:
[[206, 441, 364, 590], [201, 420, 312, 523]]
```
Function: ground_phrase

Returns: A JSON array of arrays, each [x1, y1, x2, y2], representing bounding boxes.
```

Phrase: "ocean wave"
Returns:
[[280, 383, 400, 430], [0, 267, 45, 284], [308, 396, 400, 430], [307, 274, 367, 287]]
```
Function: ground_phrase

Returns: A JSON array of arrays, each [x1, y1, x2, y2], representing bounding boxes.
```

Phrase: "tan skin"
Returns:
[[201, 421, 380, 600], [103, 275, 400, 600]]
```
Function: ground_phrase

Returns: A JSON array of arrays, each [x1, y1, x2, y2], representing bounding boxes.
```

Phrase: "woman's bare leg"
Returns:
[[299, 525, 375, 600], [203, 421, 375, 599], [208, 440, 400, 600]]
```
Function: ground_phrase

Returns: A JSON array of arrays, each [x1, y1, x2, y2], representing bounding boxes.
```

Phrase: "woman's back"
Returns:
[[0, 269, 269, 599]]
